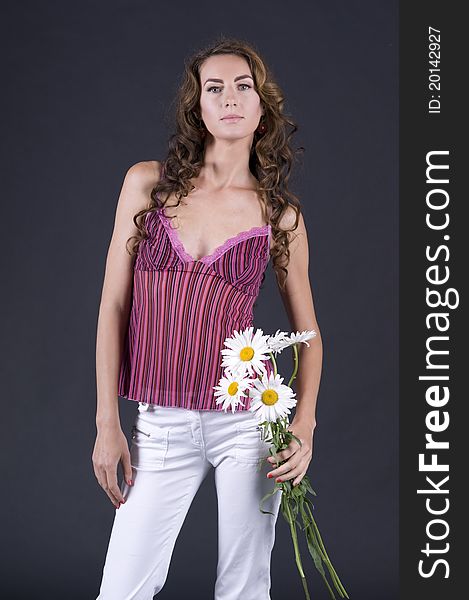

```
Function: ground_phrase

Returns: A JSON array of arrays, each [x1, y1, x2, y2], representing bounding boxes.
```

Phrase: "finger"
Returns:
[[288, 441, 311, 460], [121, 449, 134, 487], [267, 442, 301, 464], [292, 467, 308, 486], [275, 466, 304, 483], [292, 470, 307, 486], [94, 464, 112, 495], [99, 469, 118, 507], [92, 457, 111, 490], [94, 460, 123, 508], [95, 466, 119, 508], [93, 463, 106, 489], [106, 466, 126, 506], [101, 467, 123, 507], [267, 458, 302, 479]]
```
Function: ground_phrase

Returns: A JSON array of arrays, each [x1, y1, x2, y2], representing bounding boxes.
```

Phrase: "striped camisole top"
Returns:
[[117, 174, 273, 411]]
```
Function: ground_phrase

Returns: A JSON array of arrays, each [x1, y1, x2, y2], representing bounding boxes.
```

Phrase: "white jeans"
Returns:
[[96, 402, 283, 600]]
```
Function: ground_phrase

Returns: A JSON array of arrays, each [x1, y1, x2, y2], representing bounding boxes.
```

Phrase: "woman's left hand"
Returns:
[[266, 419, 315, 487]]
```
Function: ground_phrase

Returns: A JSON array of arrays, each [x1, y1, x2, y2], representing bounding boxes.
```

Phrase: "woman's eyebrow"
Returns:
[[203, 74, 254, 85]]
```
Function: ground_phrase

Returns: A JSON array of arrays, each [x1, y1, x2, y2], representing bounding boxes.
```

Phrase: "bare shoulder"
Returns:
[[278, 204, 305, 245], [112, 160, 163, 228], [124, 160, 162, 192], [277, 204, 300, 230], [111, 160, 163, 243]]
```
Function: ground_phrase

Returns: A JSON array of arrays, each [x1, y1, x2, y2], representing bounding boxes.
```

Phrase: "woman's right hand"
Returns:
[[92, 424, 134, 508]]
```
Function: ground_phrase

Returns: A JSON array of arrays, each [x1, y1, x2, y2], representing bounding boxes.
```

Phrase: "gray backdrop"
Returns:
[[1, 1, 398, 598]]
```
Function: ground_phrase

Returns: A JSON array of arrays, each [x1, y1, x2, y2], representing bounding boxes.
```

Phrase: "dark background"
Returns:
[[1, 1, 398, 598]]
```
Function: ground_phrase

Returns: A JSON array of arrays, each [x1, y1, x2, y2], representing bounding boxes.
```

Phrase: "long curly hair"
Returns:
[[127, 35, 304, 291]]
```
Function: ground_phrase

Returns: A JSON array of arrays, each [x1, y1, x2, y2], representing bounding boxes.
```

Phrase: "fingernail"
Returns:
[[127, 479, 133, 486], [267, 473, 272, 478], [276, 478, 282, 483]]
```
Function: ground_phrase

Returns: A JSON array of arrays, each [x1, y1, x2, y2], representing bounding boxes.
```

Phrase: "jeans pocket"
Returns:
[[234, 421, 270, 466], [130, 422, 169, 470]]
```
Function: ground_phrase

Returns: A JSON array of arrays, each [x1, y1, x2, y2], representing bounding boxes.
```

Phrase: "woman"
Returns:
[[93, 37, 322, 600]]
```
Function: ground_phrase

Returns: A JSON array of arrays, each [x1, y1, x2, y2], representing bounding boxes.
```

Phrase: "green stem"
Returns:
[[305, 502, 350, 598], [283, 492, 311, 600], [287, 343, 299, 388], [268, 351, 278, 376]]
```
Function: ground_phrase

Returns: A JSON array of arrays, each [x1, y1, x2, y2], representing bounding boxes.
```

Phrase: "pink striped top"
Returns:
[[117, 174, 273, 411]]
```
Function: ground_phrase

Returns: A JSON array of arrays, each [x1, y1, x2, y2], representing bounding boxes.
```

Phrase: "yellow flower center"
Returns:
[[227, 381, 239, 396], [240, 346, 255, 361], [262, 389, 279, 405]]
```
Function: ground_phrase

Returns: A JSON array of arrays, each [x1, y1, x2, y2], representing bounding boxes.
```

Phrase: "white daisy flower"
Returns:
[[265, 329, 291, 355], [220, 327, 271, 379], [248, 371, 297, 423], [213, 370, 254, 413], [267, 329, 317, 355], [288, 330, 317, 347]]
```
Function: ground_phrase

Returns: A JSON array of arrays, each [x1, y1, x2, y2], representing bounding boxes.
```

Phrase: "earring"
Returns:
[[257, 119, 266, 135]]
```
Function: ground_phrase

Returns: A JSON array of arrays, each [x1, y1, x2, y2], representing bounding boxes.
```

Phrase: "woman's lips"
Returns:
[[221, 117, 243, 122]]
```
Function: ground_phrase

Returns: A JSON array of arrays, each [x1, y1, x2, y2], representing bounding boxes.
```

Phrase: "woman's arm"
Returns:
[[266, 207, 323, 486], [277, 207, 323, 430], [93, 160, 161, 506], [95, 160, 160, 427]]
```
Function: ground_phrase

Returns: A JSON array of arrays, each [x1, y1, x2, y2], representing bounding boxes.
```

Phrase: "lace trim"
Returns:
[[158, 208, 271, 265], [157, 209, 194, 263], [202, 224, 271, 266]]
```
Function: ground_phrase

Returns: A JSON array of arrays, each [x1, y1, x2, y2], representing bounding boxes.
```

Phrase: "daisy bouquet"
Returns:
[[213, 327, 349, 600]]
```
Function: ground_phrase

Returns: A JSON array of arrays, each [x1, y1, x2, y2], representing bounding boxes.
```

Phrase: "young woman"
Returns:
[[93, 37, 322, 600]]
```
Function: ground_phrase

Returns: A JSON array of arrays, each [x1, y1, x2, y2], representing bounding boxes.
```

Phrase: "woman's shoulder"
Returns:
[[278, 203, 301, 230], [125, 160, 163, 192]]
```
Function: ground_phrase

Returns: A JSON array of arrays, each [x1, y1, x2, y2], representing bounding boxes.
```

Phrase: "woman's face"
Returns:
[[198, 54, 264, 144]]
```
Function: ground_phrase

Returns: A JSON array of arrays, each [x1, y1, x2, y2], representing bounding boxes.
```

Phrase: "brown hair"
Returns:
[[127, 35, 304, 291]]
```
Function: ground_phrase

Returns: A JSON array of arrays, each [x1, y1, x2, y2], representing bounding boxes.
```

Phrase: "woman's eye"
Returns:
[[207, 84, 251, 93]]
